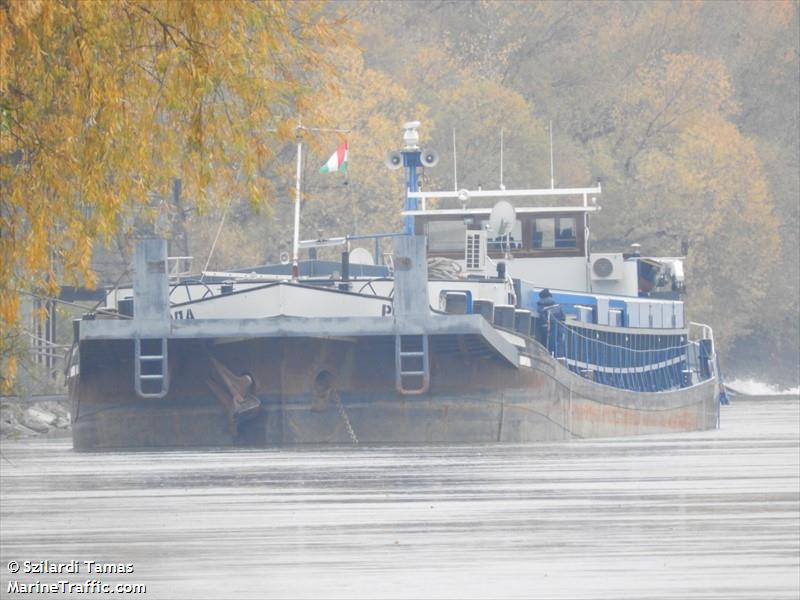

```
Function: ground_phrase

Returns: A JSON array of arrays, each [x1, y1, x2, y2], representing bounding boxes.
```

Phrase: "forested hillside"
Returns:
[[185, 1, 798, 382], [3, 1, 797, 388]]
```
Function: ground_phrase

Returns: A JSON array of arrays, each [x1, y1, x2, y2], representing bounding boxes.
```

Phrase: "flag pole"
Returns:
[[549, 120, 555, 190], [292, 120, 303, 280], [290, 123, 351, 280]]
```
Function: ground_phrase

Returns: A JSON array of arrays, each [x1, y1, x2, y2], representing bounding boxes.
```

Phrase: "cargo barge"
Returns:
[[67, 122, 719, 449]]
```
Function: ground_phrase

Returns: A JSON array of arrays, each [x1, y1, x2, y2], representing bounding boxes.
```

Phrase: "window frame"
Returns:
[[415, 211, 586, 259]]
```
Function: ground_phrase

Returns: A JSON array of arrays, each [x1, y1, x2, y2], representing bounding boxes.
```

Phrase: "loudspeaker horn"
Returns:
[[420, 148, 439, 168], [385, 151, 403, 170]]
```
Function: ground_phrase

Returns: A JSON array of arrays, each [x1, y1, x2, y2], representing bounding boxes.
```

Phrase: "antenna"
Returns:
[[488, 201, 516, 238], [500, 128, 505, 191], [453, 128, 458, 192], [549, 120, 555, 189]]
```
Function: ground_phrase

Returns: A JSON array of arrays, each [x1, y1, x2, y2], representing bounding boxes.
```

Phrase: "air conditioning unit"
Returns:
[[465, 230, 487, 273], [589, 253, 624, 281]]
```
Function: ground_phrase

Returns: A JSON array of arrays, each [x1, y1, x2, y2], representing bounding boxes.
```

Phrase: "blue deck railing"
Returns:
[[539, 317, 713, 392]]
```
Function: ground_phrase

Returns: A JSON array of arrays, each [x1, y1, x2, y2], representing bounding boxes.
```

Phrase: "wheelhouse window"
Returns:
[[417, 211, 585, 258], [480, 218, 523, 250], [532, 217, 577, 249], [426, 220, 467, 252]]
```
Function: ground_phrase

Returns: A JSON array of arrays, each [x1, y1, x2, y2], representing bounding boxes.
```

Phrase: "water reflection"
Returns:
[[1, 398, 798, 599]]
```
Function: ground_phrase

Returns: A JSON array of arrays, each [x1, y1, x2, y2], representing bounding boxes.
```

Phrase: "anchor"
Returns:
[[205, 356, 261, 432]]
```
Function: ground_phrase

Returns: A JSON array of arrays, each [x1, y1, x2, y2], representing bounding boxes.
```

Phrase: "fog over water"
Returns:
[[1, 397, 798, 599]]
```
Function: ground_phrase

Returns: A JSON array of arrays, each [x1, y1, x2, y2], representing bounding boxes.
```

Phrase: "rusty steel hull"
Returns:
[[69, 334, 719, 450]]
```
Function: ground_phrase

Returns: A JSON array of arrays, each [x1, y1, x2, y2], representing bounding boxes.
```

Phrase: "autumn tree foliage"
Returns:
[[1, 0, 797, 388], [174, 44, 425, 274], [595, 52, 780, 348], [299, 45, 427, 243], [0, 0, 348, 390], [358, 1, 796, 378]]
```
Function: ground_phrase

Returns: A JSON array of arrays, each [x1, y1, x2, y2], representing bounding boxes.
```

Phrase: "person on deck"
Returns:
[[535, 289, 565, 346], [536, 289, 565, 321]]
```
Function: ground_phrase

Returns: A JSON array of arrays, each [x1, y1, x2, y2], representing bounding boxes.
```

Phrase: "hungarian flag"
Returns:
[[319, 141, 348, 174]]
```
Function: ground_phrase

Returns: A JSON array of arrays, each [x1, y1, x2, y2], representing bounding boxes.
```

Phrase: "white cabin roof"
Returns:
[[406, 185, 602, 200], [405, 185, 602, 213], [402, 206, 599, 217]]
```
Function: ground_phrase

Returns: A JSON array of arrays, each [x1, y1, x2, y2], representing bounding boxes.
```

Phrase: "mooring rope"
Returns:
[[427, 256, 462, 279]]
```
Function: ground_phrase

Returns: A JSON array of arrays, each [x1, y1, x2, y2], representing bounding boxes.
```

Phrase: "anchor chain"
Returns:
[[333, 391, 358, 444]]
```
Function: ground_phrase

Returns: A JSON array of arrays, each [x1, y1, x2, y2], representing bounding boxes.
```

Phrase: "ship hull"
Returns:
[[70, 335, 719, 450]]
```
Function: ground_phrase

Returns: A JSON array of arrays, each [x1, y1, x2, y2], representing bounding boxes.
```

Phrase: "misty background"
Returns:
[[90, 1, 798, 387]]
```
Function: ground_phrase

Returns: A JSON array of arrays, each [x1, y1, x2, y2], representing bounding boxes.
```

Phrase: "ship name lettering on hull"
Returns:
[[172, 309, 195, 320]]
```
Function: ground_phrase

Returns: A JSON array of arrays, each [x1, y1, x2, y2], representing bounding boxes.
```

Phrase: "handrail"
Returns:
[[167, 256, 194, 282], [537, 315, 714, 392], [688, 321, 716, 379], [298, 232, 405, 249], [555, 318, 692, 353], [688, 321, 714, 344]]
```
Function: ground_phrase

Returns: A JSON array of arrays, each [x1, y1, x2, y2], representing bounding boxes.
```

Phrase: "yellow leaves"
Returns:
[[639, 118, 766, 231], [0, 0, 44, 88], [0, 290, 21, 329], [0, 0, 350, 387], [745, 0, 796, 31], [623, 53, 738, 134], [632, 110, 780, 346], [0, 353, 17, 395]]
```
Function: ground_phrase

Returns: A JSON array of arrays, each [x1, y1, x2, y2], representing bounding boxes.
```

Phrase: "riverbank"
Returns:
[[0, 396, 71, 439]]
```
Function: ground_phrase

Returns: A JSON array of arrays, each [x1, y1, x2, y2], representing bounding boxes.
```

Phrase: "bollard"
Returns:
[[514, 309, 532, 335], [494, 304, 515, 329], [444, 292, 469, 314], [473, 299, 494, 322]]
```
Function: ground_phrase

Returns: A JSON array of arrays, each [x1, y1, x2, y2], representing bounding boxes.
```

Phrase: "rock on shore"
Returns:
[[0, 399, 71, 439]]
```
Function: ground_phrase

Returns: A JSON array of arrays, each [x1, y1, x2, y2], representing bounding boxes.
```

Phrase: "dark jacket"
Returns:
[[536, 296, 565, 322]]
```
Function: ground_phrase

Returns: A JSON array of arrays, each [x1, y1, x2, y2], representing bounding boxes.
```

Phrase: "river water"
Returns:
[[1, 397, 798, 599]]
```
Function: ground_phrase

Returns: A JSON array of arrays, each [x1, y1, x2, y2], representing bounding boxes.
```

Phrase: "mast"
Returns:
[[499, 127, 505, 191], [549, 120, 555, 190], [291, 120, 303, 279], [402, 121, 422, 235], [453, 128, 458, 192]]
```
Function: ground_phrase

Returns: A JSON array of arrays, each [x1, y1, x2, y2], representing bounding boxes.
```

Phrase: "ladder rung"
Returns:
[[134, 338, 169, 399], [395, 334, 429, 395]]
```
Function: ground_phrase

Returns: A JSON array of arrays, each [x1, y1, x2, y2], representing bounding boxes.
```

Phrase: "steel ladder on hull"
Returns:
[[134, 338, 169, 399], [395, 334, 430, 395]]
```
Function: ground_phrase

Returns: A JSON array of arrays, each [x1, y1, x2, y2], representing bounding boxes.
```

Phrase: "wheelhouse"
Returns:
[[412, 206, 591, 260]]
